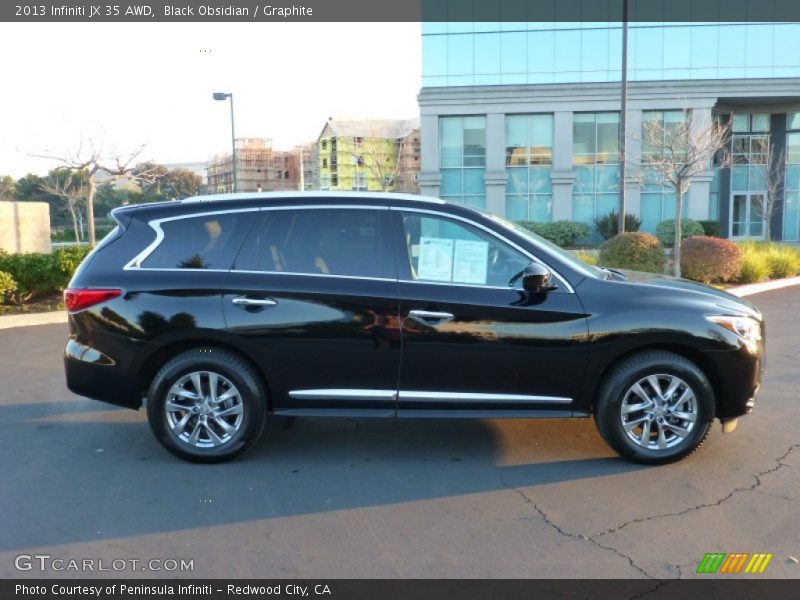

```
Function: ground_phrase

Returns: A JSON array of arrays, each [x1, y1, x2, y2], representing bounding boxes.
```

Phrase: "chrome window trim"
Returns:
[[124, 207, 262, 270], [124, 202, 575, 294], [398, 391, 572, 404], [124, 205, 386, 271], [232, 270, 396, 283], [391, 206, 575, 294]]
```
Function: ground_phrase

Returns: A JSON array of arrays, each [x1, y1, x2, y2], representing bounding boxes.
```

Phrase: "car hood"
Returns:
[[613, 269, 762, 319]]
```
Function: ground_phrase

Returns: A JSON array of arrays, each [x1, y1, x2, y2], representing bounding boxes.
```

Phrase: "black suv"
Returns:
[[64, 192, 765, 464]]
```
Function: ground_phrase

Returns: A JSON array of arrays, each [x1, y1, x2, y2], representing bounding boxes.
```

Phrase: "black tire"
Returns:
[[146, 347, 267, 463], [594, 351, 714, 465]]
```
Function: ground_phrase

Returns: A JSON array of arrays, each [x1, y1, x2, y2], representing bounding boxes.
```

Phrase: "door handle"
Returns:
[[232, 296, 278, 308], [408, 309, 455, 325]]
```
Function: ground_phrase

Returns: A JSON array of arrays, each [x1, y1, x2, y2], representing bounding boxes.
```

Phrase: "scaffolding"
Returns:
[[207, 138, 304, 193]]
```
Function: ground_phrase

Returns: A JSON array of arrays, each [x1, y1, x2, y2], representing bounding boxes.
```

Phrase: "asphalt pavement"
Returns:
[[0, 287, 798, 579]]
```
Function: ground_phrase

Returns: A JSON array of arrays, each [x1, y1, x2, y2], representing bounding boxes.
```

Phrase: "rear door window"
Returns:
[[234, 208, 392, 279], [140, 212, 253, 270]]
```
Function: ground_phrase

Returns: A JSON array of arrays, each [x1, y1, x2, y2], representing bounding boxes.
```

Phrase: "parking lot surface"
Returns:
[[1, 287, 798, 579]]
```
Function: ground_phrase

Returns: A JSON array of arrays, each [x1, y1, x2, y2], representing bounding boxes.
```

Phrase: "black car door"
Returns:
[[221, 204, 401, 416], [391, 207, 589, 417]]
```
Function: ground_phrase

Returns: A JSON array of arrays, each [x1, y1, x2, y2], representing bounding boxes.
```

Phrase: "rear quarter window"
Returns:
[[140, 212, 253, 270]]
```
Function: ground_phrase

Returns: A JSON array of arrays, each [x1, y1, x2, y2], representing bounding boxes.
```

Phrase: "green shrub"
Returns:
[[599, 232, 665, 273], [655, 219, 705, 246], [0, 245, 92, 304], [764, 245, 800, 279], [0, 271, 17, 304], [517, 220, 591, 247], [51, 245, 93, 284], [697, 220, 721, 237], [680, 236, 742, 283], [593, 211, 643, 240], [738, 252, 771, 284]]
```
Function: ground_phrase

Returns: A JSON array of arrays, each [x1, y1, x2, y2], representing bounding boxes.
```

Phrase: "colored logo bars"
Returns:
[[697, 552, 773, 574]]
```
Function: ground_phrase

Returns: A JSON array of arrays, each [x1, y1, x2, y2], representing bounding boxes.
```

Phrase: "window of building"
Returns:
[[505, 114, 553, 221], [439, 116, 486, 209], [572, 112, 619, 233], [733, 113, 770, 133], [785, 131, 800, 241], [322, 158, 328, 168], [321, 140, 327, 150], [233, 209, 390, 278], [331, 174, 338, 187], [399, 212, 529, 288], [354, 171, 367, 191], [141, 213, 251, 270]]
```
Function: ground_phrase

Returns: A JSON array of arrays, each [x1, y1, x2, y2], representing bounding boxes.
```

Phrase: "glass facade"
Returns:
[[572, 113, 619, 228], [640, 110, 688, 233], [505, 114, 553, 221], [423, 22, 800, 87], [730, 113, 770, 238], [439, 116, 487, 208], [784, 115, 800, 241]]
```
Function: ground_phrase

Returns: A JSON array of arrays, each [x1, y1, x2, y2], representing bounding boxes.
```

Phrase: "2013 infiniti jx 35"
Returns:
[[63, 192, 765, 464]]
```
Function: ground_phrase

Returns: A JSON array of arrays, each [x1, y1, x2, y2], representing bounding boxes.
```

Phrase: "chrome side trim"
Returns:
[[288, 389, 397, 401], [398, 391, 572, 404], [231, 270, 396, 283], [390, 206, 575, 294]]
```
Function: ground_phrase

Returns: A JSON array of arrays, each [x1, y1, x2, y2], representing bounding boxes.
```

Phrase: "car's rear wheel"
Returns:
[[594, 351, 714, 464], [146, 348, 267, 463]]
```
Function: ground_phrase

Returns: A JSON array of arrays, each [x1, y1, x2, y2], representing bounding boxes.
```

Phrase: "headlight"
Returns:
[[707, 315, 762, 350]]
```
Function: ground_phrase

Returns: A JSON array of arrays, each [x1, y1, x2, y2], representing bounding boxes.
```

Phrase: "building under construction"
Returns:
[[207, 138, 308, 193]]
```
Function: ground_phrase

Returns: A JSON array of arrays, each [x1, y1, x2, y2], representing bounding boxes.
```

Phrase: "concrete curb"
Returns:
[[0, 276, 798, 330], [0, 311, 67, 330], [727, 275, 800, 298]]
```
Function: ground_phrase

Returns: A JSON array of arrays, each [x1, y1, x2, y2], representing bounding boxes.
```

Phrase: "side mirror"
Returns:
[[521, 262, 557, 293]]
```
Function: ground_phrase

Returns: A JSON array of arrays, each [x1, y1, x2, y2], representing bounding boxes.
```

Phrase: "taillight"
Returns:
[[64, 288, 122, 313]]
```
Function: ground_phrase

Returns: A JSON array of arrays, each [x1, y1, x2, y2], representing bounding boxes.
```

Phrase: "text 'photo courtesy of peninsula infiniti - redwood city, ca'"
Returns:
[[63, 192, 765, 464]]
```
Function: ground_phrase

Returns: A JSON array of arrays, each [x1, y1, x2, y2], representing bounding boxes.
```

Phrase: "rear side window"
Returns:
[[140, 213, 252, 270], [234, 208, 391, 278]]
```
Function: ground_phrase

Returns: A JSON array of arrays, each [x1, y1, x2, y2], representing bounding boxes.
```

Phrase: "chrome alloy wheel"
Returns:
[[165, 371, 244, 448], [619, 374, 698, 451]]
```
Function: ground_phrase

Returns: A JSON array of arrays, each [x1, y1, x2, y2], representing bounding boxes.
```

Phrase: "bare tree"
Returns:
[[752, 141, 785, 242], [38, 169, 88, 242], [32, 139, 159, 245], [638, 110, 731, 277]]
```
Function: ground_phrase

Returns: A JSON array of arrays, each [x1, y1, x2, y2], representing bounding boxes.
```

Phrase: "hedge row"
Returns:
[[517, 220, 591, 246], [0, 245, 92, 305]]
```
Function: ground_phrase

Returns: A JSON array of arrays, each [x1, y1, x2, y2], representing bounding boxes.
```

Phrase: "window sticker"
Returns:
[[453, 239, 489, 285], [417, 237, 453, 281]]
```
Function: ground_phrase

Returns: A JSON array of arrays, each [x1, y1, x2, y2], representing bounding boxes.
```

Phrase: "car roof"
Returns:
[[112, 191, 447, 220]]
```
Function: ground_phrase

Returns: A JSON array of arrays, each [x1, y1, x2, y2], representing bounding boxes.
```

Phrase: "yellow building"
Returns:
[[317, 117, 419, 192]]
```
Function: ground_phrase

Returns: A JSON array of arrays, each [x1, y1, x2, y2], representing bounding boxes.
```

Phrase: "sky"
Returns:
[[0, 22, 421, 178]]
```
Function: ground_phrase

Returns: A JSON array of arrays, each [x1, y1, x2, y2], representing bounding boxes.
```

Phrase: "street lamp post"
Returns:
[[213, 92, 237, 192]]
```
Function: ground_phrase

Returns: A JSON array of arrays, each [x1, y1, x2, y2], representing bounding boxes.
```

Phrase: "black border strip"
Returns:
[[3, 0, 800, 23]]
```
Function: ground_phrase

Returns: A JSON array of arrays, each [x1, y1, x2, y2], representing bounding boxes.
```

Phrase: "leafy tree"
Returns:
[[0, 175, 15, 201]]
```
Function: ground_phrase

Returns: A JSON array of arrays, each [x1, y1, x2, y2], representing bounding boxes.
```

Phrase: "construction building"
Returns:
[[207, 138, 305, 193], [317, 117, 421, 193]]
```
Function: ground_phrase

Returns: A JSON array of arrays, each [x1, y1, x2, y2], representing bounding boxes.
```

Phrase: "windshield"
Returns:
[[482, 212, 602, 280]]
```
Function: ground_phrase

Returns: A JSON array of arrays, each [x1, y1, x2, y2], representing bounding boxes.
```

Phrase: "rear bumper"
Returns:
[[64, 336, 147, 410]]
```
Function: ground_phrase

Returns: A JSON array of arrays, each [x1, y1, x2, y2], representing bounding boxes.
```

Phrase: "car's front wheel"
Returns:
[[594, 351, 715, 464], [146, 348, 267, 463]]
